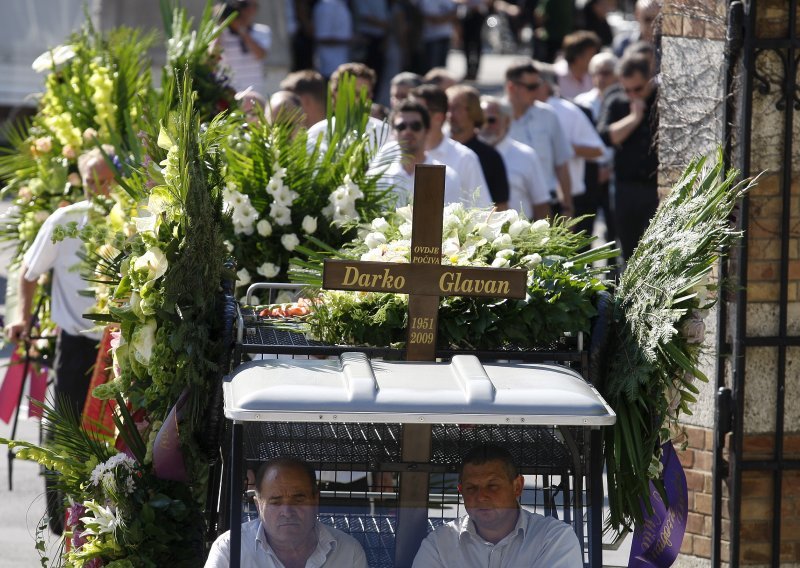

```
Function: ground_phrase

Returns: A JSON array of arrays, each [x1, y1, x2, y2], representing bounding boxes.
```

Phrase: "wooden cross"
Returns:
[[322, 164, 527, 567], [322, 164, 527, 361]]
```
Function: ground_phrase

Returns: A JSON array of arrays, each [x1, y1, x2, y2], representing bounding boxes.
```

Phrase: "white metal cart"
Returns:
[[220, 351, 616, 567]]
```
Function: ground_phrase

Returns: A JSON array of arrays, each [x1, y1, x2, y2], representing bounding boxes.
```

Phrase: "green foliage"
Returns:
[[601, 150, 757, 532]]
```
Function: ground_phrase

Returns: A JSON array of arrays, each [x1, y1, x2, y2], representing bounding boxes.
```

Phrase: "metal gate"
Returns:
[[716, 1, 800, 566]]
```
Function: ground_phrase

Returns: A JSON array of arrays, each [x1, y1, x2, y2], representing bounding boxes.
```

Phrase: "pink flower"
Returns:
[[85, 558, 104, 568], [66, 502, 86, 526]]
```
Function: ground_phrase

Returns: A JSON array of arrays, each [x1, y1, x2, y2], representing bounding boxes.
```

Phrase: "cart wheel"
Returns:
[[588, 290, 613, 390]]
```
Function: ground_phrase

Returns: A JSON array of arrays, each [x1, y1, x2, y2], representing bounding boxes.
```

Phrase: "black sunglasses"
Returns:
[[514, 80, 541, 91], [393, 121, 423, 132]]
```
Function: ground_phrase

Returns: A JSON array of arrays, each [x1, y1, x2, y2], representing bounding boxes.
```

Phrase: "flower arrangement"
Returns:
[[291, 205, 617, 349], [600, 152, 756, 531], [221, 74, 396, 303]]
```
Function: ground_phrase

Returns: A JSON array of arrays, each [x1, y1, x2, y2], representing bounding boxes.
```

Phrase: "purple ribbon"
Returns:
[[152, 388, 190, 482], [628, 441, 688, 568]]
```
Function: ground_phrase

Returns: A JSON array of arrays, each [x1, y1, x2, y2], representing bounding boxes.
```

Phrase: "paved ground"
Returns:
[[0, 49, 630, 566]]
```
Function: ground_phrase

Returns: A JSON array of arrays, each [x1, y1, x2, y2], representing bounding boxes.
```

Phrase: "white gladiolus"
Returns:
[[281, 233, 300, 251], [133, 247, 168, 281], [364, 232, 387, 249], [256, 219, 273, 236], [256, 262, 280, 278], [302, 215, 318, 234], [269, 202, 292, 226]]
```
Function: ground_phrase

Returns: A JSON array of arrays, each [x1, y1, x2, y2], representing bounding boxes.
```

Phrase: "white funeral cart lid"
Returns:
[[223, 352, 615, 426]]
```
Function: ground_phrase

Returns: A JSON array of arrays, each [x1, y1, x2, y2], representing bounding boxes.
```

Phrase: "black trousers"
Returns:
[[53, 330, 99, 421], [614, 180, 659, 260], [461, 11, 484, 79]]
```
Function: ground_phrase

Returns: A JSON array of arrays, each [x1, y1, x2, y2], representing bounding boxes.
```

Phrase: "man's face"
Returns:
[[393, 110, 428, 155], [620, 71, 651, 101], [82, 157, 115, 197], [447, 93, 474, 138], [636, 4, 659, 41], [460, 460, 523, 534], [506, 71, 543, 109], [354, 78, 374, 101], [256, 465, 319, 548], [478, 103, 509, 146], [390, 84, 412, 109], [593, 65, 617, 92]]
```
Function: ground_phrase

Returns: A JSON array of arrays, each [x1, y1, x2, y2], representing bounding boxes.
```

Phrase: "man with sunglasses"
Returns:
[[412, 444, 582, 567], [381, 99, 462, 204], [504, 59, 574, 218], [597, 52, 659, 260]]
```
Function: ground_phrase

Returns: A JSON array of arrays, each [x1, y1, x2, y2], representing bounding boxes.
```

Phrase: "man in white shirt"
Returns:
[[479, 95, 550, 220], [313, 0, 352, 79], [205, 457, 367, 568], [381, 99, 464, 205], [504, 59, 574, 217], [410, 84, 491, 208], [412, 444, 583, 568], [6, 148, 115, 524]]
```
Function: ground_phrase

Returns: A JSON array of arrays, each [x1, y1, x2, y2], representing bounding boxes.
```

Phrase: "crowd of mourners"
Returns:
[[219, 0, 662, 260]]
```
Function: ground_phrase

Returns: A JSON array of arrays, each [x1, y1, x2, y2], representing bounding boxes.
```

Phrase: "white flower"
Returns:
[[272, 185, 299, 207], [256, 219, 273, 236], [80, 501, 120, 536], [302, 215, 318, 234], [236, 268, 251, 287], [269, 202, 292, 226], [508, 219, 531, 237], [530, 219, 550, 232], [496, 249, 515, 260], [365, 232, 387, 249], [133, 247, 168, 281], [224, 240, 234, 253], [156, 127, 175, 151], [133, 212, 156, 234], [442, 237, 461, 256], [131, 319, 157, 365], [281, 233, 300, 251], [371, 217, 390, 233], [398, 223, 413, 238], [256, 262, 280, 278], [397, 205, 414, 222], [475, 222, 500, 241], [492, 234, 514, 251], [491, 256, 510, 268], [521, 253, 542, 268], [32, 44, 76, 72]]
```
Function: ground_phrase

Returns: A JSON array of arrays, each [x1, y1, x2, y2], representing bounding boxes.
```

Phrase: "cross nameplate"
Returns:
[[322, 164, 527, 361]]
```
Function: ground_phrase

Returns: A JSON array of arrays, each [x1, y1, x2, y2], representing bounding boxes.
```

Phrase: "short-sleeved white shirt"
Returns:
[[204, 519, 368, 568], [381, 156, 469, 206], [496, 136, 550, 216], [508, 101, 574, 192], [547, 96, 605, 197], [427, 137, 491, 207], [23, 201, 101, 340], [412, 508, 584, 568]]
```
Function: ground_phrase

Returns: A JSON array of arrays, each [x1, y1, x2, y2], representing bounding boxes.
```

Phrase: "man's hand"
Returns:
[[5, 320, 30, 344], [630, 98, 646, 122]]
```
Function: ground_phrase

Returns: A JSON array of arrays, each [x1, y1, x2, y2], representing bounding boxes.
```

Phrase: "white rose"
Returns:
[[256, 219, 272, 236], [236, 268, 251, 287], [302, 215, 318, 234], [496, 249, 515, 260], [281, 233, 300, 251], [530, 219, 550, 232], [364, 232, 387, 249], [491, 257, 510, 268], [256, 262, 280, 278], [521, 253, 542, 268], [371, 217, 390, 233], [508, 219, 531, 237], [492, 234, 514, 251]]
